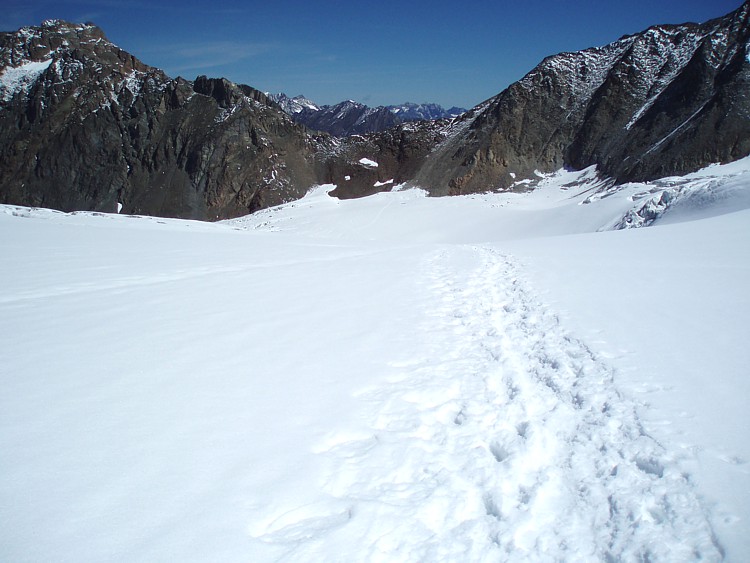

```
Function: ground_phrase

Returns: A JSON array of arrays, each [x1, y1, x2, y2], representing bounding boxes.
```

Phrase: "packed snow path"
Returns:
[[251, 245, 720, 561]]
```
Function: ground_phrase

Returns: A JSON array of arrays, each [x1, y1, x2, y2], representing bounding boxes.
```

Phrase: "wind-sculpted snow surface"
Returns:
[[1, 158, 748, 561], [249, 246, 719, 560]]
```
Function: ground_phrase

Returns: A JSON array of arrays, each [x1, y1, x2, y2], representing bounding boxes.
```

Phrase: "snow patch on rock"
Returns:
[[0, 59, 52, 102]]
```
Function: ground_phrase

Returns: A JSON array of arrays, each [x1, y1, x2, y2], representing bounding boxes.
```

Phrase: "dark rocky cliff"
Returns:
[[315, 120, 451, 199], [413, 1, 750, 195], [0, 20, 320, 219]]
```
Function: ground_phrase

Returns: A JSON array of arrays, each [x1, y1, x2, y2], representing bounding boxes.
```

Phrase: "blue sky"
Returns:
[[2, 0, 743, 109]]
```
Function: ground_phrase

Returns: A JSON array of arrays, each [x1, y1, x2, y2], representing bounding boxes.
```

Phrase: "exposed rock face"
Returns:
[[0, 20, 320, 219], [414, 2, 750, 195], [315, 120, 451, 199]]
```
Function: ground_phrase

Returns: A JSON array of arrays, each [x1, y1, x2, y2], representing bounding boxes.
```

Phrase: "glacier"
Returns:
[[0, 158, 748, 561]]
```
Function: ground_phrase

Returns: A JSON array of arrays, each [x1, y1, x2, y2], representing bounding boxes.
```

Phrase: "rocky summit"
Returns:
[[1, 2, 749, 219], [0, 20, 322, 219], [411, 1, 750, 195]]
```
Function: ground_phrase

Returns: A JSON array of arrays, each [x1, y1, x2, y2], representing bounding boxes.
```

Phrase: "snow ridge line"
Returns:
[[252, 246, 721, 561]]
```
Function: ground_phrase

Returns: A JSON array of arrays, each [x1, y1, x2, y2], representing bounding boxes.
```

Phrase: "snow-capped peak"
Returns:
[[386, 102, 466, 120], [268, 92, 320, 114]]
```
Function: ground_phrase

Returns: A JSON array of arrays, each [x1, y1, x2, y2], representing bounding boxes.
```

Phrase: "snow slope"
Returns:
[[1, 159, 748, 561], [0, 59, 52, 101]]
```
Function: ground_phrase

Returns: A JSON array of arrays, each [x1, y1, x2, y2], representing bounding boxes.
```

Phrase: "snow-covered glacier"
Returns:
[[1, 158, 748, 561]]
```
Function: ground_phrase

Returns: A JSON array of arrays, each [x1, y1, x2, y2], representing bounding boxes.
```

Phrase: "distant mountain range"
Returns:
[[1, 1, 749, 219], [268, 93, 466, 136]]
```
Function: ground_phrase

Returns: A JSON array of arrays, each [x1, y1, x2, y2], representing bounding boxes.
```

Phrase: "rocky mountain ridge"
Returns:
[[412, 2, 750, 195], [390, 102, 465, 121], [269, 93, 466, 136], [268, 93, 320, 115], [291, 99, 400, 137], [0, 20, 325, 218], [1, 3, 749, 219]]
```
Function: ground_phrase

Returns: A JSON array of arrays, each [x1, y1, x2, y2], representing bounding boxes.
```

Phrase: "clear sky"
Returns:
[[1, 0, 744, 109]]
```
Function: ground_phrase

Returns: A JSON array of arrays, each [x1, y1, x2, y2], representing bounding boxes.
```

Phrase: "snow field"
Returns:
[[258, 245, 717, 561], [1, 157, 748, 560]]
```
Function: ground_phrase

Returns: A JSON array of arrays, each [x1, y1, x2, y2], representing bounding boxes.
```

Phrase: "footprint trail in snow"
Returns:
[[254, 245, 721, 561]]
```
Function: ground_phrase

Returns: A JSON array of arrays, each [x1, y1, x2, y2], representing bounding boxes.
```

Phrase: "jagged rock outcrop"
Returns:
[[314, 119, 451, 199], [0, 20, 321, 219], [414, 1, 750, 194]]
